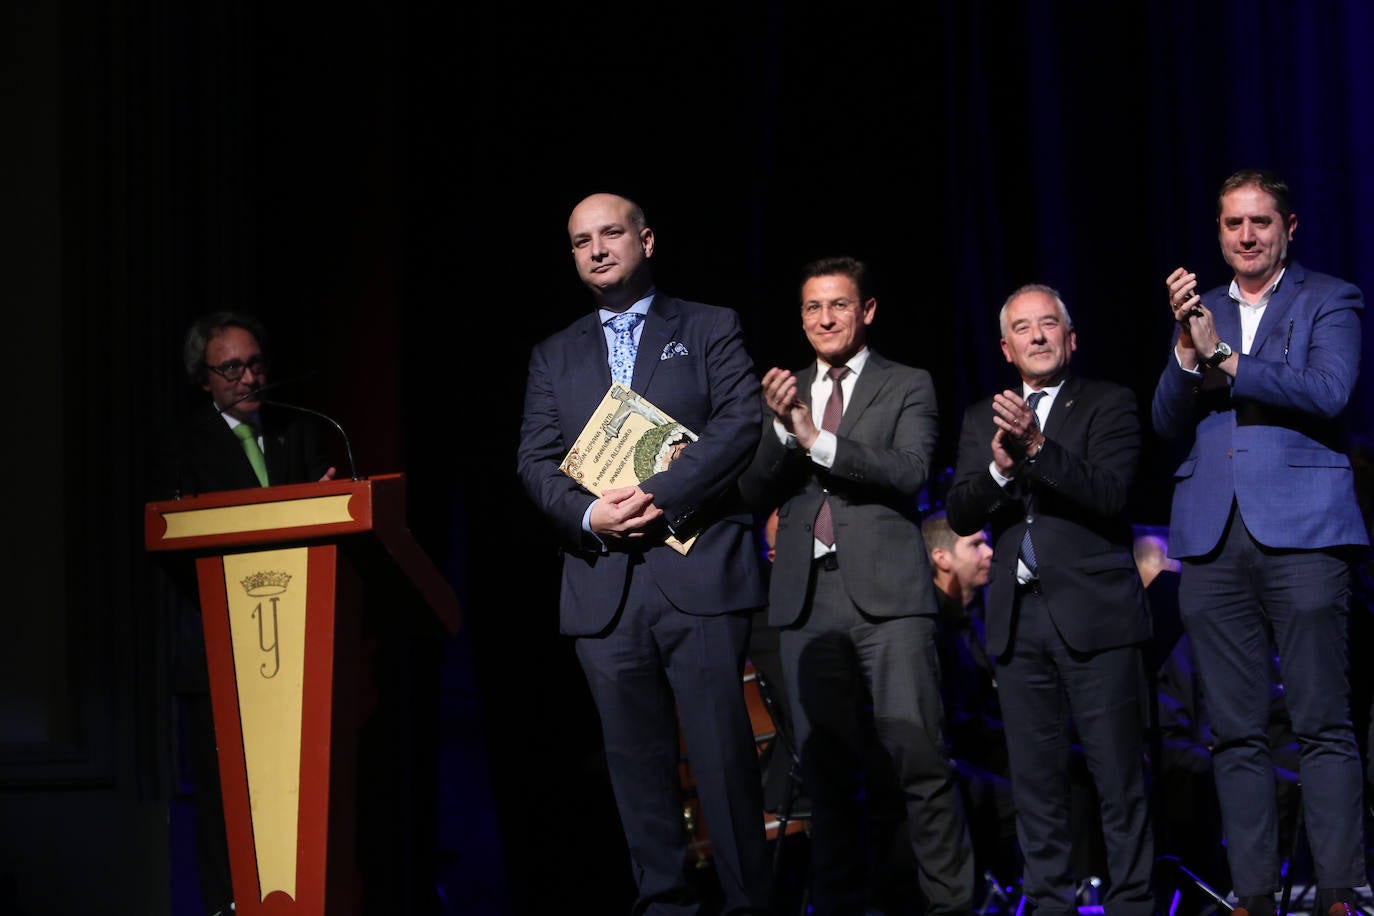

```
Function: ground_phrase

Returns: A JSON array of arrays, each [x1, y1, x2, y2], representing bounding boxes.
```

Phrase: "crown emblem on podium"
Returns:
[[241, 569, 292, 597]]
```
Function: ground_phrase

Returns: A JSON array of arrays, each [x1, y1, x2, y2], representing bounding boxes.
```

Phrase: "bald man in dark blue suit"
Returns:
[[517, 193, 772, 915]]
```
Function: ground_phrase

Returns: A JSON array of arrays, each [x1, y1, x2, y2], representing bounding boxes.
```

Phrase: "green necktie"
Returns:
[[233, 423, 269, 487]]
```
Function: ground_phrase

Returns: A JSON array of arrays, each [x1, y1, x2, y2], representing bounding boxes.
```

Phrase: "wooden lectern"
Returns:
[[145, 473, 460, 916]]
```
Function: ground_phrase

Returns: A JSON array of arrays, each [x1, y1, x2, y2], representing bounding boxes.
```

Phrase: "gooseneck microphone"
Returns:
[[262, 398, 360, 482], [219, 379, 360, 481]]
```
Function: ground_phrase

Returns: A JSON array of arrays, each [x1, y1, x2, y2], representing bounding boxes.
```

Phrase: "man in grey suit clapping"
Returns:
[[740, 255, 974, 916]]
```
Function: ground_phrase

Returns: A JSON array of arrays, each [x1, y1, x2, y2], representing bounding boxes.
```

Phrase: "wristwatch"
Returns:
[[1203, 340, 1233, 369]]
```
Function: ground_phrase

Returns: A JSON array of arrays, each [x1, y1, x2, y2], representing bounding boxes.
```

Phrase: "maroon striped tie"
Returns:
[[812, 365, 851, 547]]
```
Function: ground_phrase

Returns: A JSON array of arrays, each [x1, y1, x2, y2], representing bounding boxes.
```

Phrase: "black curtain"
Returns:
[[9, 1, 1373, 913]]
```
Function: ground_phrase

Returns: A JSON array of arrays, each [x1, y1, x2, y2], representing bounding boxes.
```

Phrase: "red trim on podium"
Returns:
[[147, 475, 459, 916]]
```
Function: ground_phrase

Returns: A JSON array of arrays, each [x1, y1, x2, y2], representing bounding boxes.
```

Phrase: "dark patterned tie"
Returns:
[[1018, 390, 1046, 574], [607, 312, 644, 387], [812, 365, 851, 548]]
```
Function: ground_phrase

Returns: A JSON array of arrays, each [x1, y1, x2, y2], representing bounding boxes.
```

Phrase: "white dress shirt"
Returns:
[[772, 347, 871, 556], [988, 382, 1062, 583]]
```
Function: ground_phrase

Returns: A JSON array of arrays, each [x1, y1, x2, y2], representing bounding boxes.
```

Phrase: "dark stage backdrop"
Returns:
[[5, 2, 1373, 913]]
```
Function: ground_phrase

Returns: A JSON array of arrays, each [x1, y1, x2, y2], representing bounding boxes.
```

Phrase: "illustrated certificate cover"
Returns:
[[559, 384, 699, 555]]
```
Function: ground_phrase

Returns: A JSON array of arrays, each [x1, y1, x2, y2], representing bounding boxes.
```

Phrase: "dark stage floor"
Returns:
[[163, 624, 1374, 915]]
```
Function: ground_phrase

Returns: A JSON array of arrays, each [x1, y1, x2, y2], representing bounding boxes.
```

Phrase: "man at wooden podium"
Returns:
[[153, 310, 334, 916], [156, 310, 336, 498]]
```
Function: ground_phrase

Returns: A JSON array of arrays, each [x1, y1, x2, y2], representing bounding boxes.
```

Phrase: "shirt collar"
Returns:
[[1023, 379, 1065, 402], [1229, 267, 1286, 309], [599, 288, 656, 325], [216, 403, 260, 433], [819, 346, 871, 377]]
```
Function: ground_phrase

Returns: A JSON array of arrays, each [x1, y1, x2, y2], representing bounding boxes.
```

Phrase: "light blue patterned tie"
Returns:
[[1018, 390, 1046, 574], [607, 312, 644, 387]]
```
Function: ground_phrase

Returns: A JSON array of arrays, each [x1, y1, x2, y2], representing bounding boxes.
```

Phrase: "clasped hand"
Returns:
[[1165, 267, 1219, 362], [761, 366, 819, 449], [990, 390, 1044, 476], [591, 485, 664, 540]]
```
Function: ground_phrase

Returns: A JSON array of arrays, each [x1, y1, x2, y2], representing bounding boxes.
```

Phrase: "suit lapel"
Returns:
[[1042, 375, 1080, 436], [195, 403, 262, 490], [633, 294, 679, 393], [1213, 288, 1245, 354], [262, 409, 288, 485], [1248, 261, 1303, 359], [570, 313, 613, 417], [839, 352, 885, 433]]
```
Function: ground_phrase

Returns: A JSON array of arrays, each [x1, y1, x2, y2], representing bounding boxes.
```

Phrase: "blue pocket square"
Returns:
[[661, 341, 690, 360]]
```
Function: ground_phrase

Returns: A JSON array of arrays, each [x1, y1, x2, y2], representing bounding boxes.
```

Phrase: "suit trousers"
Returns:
[[997, 584, 1154, 916], [1179, 504, 1364, 895], [779, 560, 973, 916], [574, 557, 772, 916]]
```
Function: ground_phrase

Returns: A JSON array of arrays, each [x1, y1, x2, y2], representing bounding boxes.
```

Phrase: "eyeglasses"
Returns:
[[802, 298, 860, 316], [207, 354, 268, 381]]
